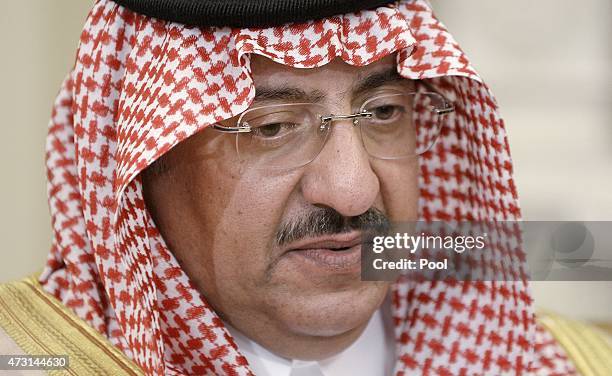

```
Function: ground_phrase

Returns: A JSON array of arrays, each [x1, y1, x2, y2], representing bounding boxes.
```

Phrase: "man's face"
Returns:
[[142, 54, 418, 358]]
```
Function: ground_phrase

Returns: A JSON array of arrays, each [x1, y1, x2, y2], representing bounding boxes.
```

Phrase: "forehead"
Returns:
[[249, 54, 398, 94]]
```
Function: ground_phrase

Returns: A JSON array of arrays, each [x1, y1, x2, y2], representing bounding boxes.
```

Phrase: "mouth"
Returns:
[[282, 232, 363, 272]]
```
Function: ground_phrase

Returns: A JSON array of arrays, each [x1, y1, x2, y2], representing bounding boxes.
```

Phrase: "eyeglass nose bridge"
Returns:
[[319, 111, 373, 129]]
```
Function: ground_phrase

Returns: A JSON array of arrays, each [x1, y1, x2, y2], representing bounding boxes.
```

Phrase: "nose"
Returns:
[[299, 120, 380, 217]]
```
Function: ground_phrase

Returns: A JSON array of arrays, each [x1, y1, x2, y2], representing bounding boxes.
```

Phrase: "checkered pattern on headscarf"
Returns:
[[40, 0, 576, 374]]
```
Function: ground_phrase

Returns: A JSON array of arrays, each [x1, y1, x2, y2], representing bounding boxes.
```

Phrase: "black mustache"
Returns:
[[275, 207, 390, 247]]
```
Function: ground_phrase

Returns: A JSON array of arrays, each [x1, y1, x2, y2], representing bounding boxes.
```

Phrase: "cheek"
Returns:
[[212, 174, 291, 253], [194, 165, 301, 301], [372, 158, 418, 222]]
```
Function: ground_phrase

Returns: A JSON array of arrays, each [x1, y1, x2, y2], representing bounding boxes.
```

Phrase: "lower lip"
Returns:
[[286, 244, 362, 273]]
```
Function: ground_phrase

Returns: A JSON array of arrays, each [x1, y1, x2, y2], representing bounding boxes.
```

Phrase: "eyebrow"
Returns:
[[253, 87, 327, 104], [351, 68, 406, 98], [252, 67, 406, 105]]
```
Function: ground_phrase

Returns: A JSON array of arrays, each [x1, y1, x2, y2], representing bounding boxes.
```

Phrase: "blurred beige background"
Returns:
[[0, 1, 610, 323]]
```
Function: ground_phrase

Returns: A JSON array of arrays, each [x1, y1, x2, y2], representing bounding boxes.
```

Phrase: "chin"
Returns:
[[271, 281, 389, 338]]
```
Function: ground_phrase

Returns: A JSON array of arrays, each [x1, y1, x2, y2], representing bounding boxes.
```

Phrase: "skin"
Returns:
[[142, 54, 418, 360]]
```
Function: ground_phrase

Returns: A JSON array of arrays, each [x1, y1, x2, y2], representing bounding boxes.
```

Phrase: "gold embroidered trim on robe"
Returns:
[[0, 275, 143, 375], [539, 311, 612, 376]]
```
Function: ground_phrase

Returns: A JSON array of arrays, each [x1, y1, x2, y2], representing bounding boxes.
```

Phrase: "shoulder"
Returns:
[[0, 325, 27, 356], [0, 275, 144, 376], [0, 277, 50, 375], [0, 328, 46, 375], [0, 275, 42, 351], [536, 310, 612, 375]]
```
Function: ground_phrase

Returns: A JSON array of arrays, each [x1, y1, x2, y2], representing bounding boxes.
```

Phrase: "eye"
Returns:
[[371, 105, 403, 121], [252, 122, 298, 138]]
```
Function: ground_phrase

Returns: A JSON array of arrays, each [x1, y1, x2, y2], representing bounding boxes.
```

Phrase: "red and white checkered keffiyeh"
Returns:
[[39, 0, 577, 374]]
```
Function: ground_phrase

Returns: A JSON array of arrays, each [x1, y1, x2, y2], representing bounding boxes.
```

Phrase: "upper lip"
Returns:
[[283, 231, 362, 253]]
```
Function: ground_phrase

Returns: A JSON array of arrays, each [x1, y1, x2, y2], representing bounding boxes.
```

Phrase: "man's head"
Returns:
[[142, 54, 419, 359]]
